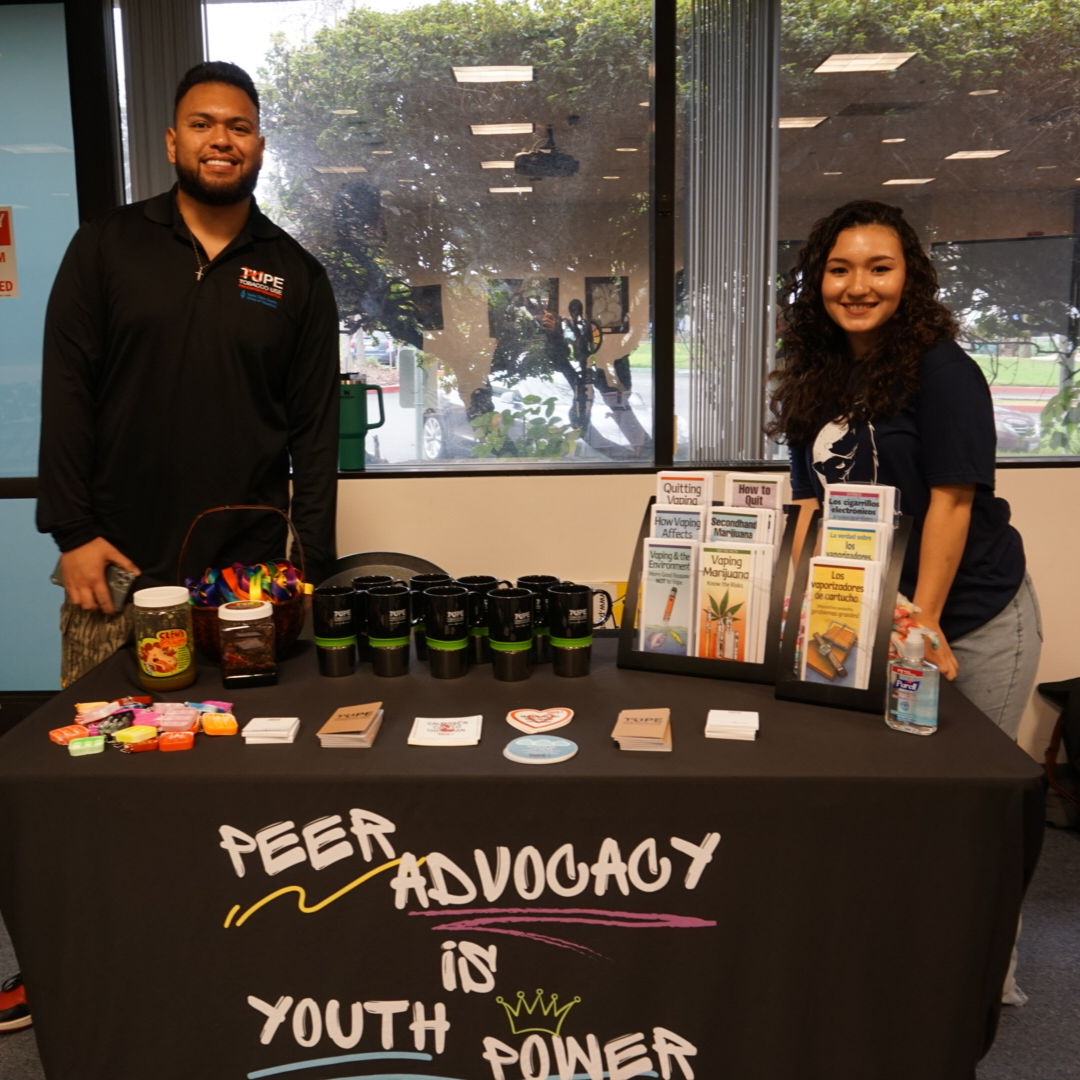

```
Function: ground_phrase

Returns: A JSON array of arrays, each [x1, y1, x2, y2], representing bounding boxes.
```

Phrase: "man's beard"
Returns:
[[175, 159, 260, 207]]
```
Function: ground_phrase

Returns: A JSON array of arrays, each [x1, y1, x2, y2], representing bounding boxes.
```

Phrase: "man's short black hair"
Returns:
[[174, 61, 259, 118]]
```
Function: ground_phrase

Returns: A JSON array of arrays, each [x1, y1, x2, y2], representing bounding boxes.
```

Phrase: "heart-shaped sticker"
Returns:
[[506, 707, 574, 734]]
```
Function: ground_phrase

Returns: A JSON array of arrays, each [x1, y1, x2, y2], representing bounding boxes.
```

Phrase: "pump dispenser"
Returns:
[[886, 626, 940, 734]]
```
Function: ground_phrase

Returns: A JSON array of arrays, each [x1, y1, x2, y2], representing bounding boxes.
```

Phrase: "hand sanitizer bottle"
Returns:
[[886, 627, 939, 735]]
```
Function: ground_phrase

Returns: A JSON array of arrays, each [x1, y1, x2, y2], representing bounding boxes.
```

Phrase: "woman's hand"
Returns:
[[913, 615, 958, 680], [912, 483, 974, 682]]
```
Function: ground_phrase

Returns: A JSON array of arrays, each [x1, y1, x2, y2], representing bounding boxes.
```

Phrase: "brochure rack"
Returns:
[[774, 511, 912, 713], [617, 497, 800, 684]]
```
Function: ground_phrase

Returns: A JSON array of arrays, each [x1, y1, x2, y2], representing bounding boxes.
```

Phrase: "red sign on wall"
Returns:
[[0, 206, 18, 298]]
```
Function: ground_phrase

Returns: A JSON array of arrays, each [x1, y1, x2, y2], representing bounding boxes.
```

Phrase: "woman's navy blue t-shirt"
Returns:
[[788, 340, 1025, 641]]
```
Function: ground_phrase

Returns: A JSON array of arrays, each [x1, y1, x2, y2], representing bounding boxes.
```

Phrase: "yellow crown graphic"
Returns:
[[496, 988, 581, 1038]]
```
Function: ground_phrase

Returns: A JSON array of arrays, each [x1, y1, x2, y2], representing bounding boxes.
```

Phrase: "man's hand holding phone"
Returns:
[[56, 539, 140, 615]]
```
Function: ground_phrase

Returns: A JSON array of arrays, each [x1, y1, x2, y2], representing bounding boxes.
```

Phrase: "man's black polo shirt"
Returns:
[[37, 186, 340, 587]]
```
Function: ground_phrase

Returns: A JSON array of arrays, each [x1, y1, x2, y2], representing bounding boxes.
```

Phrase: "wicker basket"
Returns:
[[178, 505, 307, 662]]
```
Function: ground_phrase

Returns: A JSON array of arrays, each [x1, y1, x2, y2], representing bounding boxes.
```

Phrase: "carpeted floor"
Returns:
[[2, 825, 1077, 1078]]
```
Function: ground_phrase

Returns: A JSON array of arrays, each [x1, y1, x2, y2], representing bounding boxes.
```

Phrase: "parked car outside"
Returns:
[[993, 404, 1040, 453]]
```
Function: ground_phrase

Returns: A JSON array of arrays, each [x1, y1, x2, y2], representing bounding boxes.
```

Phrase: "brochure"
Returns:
[[639, 538, 698, 655], [823, 483, 896, 524], [656, 470, 714, 508], [800, 557, 883, 689], [820, 520, 893, 566], [723, 473, 785, 510], [708, 506, 776, 546], [694, 542, 773, 663], [650, 504, 707, 541]]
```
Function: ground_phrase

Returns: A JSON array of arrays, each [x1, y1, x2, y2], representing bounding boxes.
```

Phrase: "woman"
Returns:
[[768, 200, 1041, 740]]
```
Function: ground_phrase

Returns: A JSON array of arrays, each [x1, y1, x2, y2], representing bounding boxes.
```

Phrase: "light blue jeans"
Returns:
[[950, 573, 1042, 741], [950, 573, 1041, 1004]]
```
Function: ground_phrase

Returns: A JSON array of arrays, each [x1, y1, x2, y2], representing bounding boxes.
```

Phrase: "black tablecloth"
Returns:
[[0, 639, 1043, 1080]]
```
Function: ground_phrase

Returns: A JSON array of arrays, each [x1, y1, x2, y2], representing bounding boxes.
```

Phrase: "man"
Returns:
[[37, 62, 340, 686]]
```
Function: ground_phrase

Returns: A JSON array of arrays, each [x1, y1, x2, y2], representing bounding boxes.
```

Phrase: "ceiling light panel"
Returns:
[[839, 101, 922, 117], [815, 52, 917, 73], [778, 117, 827, 129], [881, 138, 906, 144], [453, 66, 533, 83], [968, 89, 1000, 96], [882, 177, 935, 185], [471, 122, 534, 136], [481, 160, 515, 169], [944, 150, 1010, 160], [313, 165, 367, 174], [489, 186, 533, 193]]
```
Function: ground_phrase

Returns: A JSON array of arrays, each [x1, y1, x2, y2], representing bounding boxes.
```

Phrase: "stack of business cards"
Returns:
[[408, 715, 482, 746], [704, 709, 759, 741], [610, 707, 672, 751], [242, 717, 300, 744], [317, 702, 384, 748]]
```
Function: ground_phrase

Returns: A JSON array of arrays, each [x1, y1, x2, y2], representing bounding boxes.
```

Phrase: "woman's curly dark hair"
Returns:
[[766, 200, 957, 446]]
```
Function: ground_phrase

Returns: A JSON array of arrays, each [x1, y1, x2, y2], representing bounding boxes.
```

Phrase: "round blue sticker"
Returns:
[[503, 735, 578, 765]]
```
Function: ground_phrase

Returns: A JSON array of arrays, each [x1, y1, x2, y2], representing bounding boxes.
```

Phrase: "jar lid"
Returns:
[[219, 600, 273, 622], [133, 586, 190, 608]]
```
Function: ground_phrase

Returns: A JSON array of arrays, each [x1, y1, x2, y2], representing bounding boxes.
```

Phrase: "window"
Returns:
[[775, 0, 1080, 459], [202, 0, 1080, 469], [206, 0, 656, 469]]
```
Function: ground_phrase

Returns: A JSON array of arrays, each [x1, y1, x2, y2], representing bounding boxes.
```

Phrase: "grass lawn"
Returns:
[[627, 342, 1069, 389], [971, 354, 1066, 388], [628, 341, 689, 369]]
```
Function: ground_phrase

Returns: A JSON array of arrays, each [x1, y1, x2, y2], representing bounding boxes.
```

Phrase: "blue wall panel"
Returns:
[[0, 499, 60, 689]]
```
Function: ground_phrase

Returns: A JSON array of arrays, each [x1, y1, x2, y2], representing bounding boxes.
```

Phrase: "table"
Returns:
[[0, 639, 1043, 1080]]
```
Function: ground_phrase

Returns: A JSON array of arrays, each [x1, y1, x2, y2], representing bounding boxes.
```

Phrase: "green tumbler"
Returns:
[[339, 379, 385, 471]]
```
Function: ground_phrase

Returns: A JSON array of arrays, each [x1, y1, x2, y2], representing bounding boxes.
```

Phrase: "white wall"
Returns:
[[994, 469, 1080, 757], [338, 467, 1079, 760]]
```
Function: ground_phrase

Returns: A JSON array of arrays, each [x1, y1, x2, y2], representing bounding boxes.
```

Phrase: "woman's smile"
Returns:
[[821, 224, 907, 356]]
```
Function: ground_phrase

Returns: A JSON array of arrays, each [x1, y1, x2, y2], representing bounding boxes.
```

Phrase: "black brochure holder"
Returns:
[[617, 497, 800, 684], [774, 511, 912, 713]]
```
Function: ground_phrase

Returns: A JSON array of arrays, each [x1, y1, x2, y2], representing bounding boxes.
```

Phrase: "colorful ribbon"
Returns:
[[186, 561, 303, 607]]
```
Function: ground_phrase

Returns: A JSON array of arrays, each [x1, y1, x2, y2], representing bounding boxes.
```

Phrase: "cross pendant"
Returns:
[[196, 267, 204, 281]]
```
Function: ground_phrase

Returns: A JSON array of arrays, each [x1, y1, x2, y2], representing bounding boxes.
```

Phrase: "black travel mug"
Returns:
[[548, 582, 613, 677], [423, 585, 470, 679], [409, 573, 452, 661], [487, 588, 534, 682], [351, 574, 402, 662], [454, 575, 511, 663], [312, 584, 357, 677], [516, 574, 568, 664], [366, 584, 412, 677]]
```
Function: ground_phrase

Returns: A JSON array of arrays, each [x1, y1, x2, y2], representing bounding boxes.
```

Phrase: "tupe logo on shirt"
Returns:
[[238, 266, 284, 309]]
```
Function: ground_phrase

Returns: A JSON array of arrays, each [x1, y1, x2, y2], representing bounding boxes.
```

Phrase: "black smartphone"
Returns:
[[50, 559, 137, 610]]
